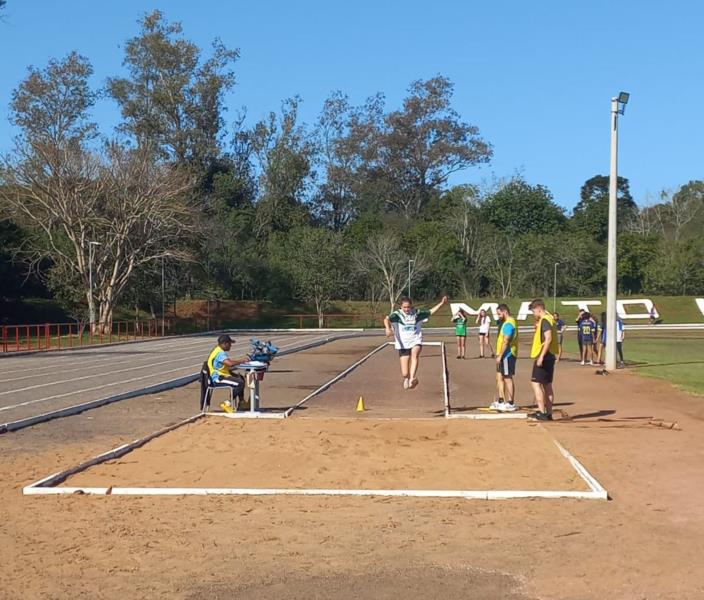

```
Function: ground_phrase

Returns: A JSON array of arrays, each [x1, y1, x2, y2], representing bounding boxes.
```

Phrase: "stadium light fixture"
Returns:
[[616, 91, 630, 114]]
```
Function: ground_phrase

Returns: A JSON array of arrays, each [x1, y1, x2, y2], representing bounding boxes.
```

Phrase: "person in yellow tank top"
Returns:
[[492, 304, 519, 412], [528, 299, 558, 421]]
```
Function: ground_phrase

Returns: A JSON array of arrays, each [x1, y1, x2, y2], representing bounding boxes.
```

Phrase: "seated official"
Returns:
[[207, 334, 245, 413]]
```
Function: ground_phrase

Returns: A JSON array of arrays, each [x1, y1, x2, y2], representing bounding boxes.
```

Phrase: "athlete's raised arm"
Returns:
[[429, 296, 448, 316]]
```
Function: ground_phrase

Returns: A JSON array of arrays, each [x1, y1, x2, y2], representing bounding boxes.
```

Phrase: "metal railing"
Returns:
[[1, 320, 162, 353]]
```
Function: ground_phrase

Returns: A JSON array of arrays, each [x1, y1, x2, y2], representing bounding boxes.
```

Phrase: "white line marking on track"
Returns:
[[0, 335, 332, 413], [0, 334, 319, 384], [0, 334, 309, 378]]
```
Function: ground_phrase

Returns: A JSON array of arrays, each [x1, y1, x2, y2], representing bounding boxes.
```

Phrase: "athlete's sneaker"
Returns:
[[528, 411, 553, 421], [220, 401, 234, 414], [403, 378, 410, 390], [409, 378, 419, 389], [580, 361, 585, 366], [489, 400, 504, 411], [589, 361, 594, 366], [619, 361, 625, 368], [499, 402, 517, 412]]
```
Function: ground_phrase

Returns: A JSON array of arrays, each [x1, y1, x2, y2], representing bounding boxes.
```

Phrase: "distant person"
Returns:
[[579, 312, 596, 365], [576, 308, 586, 360], [475, 308, 494, 358], [591, 313, 600, 357], [649, 304, 657, 325], [528, 299, 559, 421], [491, 304, 518, 412], [597, 311, 608, 365], [385, 296, 448, 390], [206, 334, 245, 413], [554, 312, 565, 362], [493, 314, 506, 407], [452, 309, 469, 359], [599, 314, 626, 368]]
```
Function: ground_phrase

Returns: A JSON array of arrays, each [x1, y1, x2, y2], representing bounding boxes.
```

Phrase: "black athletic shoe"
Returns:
[[535, 412, 553, 421]]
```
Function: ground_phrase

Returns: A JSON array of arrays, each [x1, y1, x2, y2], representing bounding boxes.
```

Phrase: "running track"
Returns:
[[0, 331, 359, 427]]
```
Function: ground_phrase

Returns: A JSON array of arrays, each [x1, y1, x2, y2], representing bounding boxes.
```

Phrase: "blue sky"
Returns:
[[1, 0, 702, 210]]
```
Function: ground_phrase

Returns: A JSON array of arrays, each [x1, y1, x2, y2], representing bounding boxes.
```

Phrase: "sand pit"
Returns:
[[58, 417, 588, 493]]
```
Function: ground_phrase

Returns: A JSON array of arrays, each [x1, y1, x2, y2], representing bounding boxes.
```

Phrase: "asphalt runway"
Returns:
[[0, 331, 364, 426]]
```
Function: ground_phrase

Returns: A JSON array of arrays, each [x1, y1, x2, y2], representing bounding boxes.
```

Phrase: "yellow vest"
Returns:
[[207, 345, 231, 380], [499, 316, 519, 358], [531, 313, 559, 358]]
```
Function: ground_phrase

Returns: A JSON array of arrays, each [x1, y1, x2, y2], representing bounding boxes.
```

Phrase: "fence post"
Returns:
[[2, 326, 6, 353], [57, 324, 61, 350], [45, 323, 50, 350]]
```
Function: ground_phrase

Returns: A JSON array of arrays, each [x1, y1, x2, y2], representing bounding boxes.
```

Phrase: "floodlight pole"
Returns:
[[553, 262, 560, 313], [88, 241, 101, 332], [605, 97, 620, 371]]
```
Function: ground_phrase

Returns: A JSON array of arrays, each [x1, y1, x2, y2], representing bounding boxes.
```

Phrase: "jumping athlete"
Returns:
[[491, 304, 518, 412], [385, 296, 448, 389]]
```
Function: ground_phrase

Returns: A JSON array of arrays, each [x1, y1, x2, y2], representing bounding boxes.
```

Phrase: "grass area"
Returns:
[[561, 330, 704, 396]]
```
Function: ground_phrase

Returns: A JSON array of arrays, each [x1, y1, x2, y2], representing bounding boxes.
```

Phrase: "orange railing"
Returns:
[[0, 320, 162, 353]]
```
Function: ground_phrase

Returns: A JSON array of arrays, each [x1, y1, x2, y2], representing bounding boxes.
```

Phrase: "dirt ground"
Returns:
[[2, 333, 704, 599]]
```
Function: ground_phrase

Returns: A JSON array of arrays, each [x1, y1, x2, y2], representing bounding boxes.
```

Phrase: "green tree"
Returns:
[[572, 175, 636, 243], [270, 226, 349, 327], [482, 178, 566, 236], [107, 10, 238, 165], [381, 76, 492, 218], [645, 239, 704, 295], [244, 98, 314, 238], [617, 233, 659, 293]]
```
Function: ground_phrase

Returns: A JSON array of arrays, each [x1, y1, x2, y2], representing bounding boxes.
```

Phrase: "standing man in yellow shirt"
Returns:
[[492, 304, 519, 412], [528, 299, 559, 421]]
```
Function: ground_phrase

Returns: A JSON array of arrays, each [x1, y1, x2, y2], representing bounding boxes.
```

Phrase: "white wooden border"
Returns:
[[446, 412, 528, 420], [205, 411, 286, 420], [23, 486, 605, 500]]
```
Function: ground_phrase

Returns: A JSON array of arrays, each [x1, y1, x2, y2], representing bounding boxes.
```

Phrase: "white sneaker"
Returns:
[[499, 402, 517, 412], [403, 378, 410, 390], [589, 361, 594, 366], [489, 400, 504, 411], [580, 361, 585, 366]]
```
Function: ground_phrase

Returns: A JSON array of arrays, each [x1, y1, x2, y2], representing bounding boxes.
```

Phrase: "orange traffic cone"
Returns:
[[356, 396, 365, 412]]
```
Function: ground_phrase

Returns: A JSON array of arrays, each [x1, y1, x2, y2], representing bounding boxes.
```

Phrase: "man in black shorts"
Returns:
[[528, 299, 559, 421]]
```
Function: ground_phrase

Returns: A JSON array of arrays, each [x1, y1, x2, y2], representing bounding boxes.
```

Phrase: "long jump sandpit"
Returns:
[[23, 339, 606, 499], [32, 417, 593, 496]]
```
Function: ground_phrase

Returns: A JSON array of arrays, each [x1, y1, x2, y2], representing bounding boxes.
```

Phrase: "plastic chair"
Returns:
[[199, 361, 239, 413]]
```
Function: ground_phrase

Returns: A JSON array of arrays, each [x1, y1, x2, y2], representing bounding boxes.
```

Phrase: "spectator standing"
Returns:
[[554, 312, 565, 362]]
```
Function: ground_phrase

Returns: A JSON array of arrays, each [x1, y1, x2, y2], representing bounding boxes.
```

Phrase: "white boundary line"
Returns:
[[22, 407, 607, 500], [446, 412, 528, 420], [23, 486, 606, 500], [551, 437, 608, 499], [205, 411, 286, 420]]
